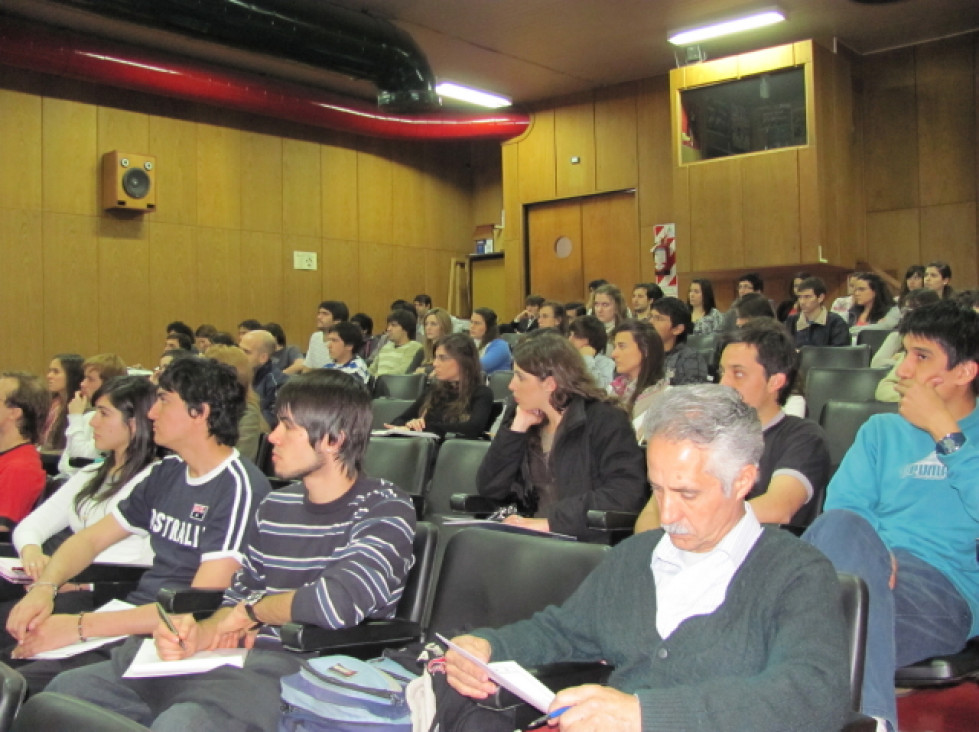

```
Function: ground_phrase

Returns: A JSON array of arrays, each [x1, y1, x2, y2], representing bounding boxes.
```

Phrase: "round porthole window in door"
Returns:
[[554, 236, 573, 259]]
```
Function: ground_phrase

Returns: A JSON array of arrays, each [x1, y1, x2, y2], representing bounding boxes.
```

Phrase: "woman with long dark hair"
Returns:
[[848, 273, 900, 333], [898, 265, 925, 307], [470, 307, 512, 375], [10, 376, 157, 599], [688, 278, 724, 334], [40, 354, 84, 451], [607, 320, 667, 440], [923, 261, 954, 300], [476, 331, 647, 539], [388, 333, 494, 440]]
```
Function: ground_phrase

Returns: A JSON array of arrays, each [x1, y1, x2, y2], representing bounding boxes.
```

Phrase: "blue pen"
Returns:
[[524, 705, 571, 730]]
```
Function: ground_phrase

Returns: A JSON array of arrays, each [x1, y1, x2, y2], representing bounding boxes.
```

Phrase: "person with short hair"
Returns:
[[236, 319, 263, 344], [413, 294, 433, 340], [448, 385, 850, 732], [205, 346, 270, 462], [324, 322, 370, 384], [369, 310, 424, 377], [194, 323, 219, 353], [536, 301, 568, 335], [803, 301, 979, 731], [0, 372, 49, 532], [630, 283, 662, 320], [737, 272, 764, 297], [477, 331, 648, 538], [568, 315, 615, 389], [303, 301, 349, 371], [165, 321, 194, 345], [511, 295, 546, 333], [58, 353, 129, 477], [734, 292, 776, 325], [873, 289, 942, 400], [263, 322, 304, 375], [46, 370, 416, 732], [648, 297, 711, 385], [784, 277, 850, 347], [6, 357, 270, 691], [240, 330, 289, 428], [164, 331, 194, 352], [688, 278, 724, 334]]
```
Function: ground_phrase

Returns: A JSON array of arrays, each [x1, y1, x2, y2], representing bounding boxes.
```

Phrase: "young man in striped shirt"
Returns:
[[47, 369, 416, 731]]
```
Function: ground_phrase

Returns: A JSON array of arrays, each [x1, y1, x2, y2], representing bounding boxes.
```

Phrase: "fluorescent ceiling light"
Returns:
[[436, 82, 511, 109], [668, 8, 786, 46]]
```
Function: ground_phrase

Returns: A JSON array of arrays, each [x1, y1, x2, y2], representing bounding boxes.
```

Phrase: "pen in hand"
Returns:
[[155, 602, 187, 651], [524, 705, 571, 730]]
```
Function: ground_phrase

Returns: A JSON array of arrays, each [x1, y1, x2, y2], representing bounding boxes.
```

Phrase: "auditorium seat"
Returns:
[[804, 366, 891, 422], [819, 400, 900, 471]]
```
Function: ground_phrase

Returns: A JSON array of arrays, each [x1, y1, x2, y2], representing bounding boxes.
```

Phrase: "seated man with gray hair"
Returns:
[[446, 384, 850, 732]]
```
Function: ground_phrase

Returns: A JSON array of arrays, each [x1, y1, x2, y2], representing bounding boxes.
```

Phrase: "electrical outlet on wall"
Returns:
[[293, 251, 318, 270]]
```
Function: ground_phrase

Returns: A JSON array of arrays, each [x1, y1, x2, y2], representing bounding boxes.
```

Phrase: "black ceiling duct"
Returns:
[[28, 0, 440, 109]]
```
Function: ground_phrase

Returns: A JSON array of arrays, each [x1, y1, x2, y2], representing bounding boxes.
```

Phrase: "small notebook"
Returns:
[[123, 638, 248, 678], [0, 558, 30, 584], [29, 599, 135, 659], [370, 428, 440, 440]]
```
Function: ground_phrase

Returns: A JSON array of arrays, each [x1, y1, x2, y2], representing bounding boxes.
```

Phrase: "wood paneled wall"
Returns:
[[0, 68, 493, 373], [860, 34, 978, 287]]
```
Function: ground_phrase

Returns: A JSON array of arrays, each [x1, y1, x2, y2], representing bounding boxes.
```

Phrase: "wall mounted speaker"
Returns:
[[102, 151, 156, 212]]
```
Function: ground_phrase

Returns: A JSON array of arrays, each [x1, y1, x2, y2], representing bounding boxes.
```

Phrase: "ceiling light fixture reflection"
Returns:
[[668, 7, 786, 46], [436, 82, 512, 109]]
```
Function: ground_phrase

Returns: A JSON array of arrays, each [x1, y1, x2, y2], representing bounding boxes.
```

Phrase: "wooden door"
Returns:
[[527, 199, 583, 302]]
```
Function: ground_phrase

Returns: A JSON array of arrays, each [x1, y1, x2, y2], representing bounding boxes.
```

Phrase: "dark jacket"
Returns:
[[392, 384, 495, 440], [785, 310, 850, 348], [475, 398, 648, 538], [253, 360, 289, 428]]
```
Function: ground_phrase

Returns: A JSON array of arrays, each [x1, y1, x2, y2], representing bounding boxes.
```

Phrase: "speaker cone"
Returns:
[[121, 168, 151, 199]]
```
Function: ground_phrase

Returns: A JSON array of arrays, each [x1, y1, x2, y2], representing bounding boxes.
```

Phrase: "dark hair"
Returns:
[[420, 333, 482, 423], [275, 370, 372, 478], [851, 273, 894, 324], [237, 319, 262, 332], [721, 319, 798, 405], [568, 315, 608, 353], [158, 357, 245, 447], [75, 376, 158, 514], [610, 320, 666, 409], [473, 307, 500, 347], [350, 313, 374, 336], [925, 261, 954, 300], [211, 332, 236, 346], [792, 271, 812, 288], [797, 277, 827, 298], [166, 331, 194, 351], [899, 301, 979, 392], [650, 297, 692, 345], [565, 301, 587, 318], [587, 279, 608, 291], [195, 323, 219, 340], [46, 354, 85, 450], [413, 294, 432, 307], [513, 331, 609, 413], [738, 273, 764, 293], [386, 308, 417, 335], [390, 299, 414, 313], [900, 265, 926, 304], [327, 321, 364, 354], [734, 293, 775, 320], [264, 322, 288, 348], [539, 301, 568, 335], [1, 371, 50, 444], [953, 289, 979, 311], [318, 301, 350, 322], [689, 278, 717, 315], [160, 348, 194, 364], [634, 283, 664, 301], [166, 321, 194, 339], [525, 295, 546, 308], [904, 288, 941, 311]]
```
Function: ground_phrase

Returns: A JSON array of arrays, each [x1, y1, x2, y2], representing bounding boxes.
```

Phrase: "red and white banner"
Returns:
[[652, 224, 677, 296]]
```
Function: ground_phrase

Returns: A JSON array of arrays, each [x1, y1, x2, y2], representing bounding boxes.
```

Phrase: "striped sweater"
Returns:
[[222, 475, 416, 647]]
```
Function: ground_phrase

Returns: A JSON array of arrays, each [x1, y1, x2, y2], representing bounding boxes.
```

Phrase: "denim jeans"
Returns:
[[803, 510, 972, 729]]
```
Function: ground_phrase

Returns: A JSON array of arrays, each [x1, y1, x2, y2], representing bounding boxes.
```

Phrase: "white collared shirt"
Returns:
[[650, 504, 763, 639]]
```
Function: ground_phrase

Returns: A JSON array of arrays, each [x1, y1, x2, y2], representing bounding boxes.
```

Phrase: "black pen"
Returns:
[[155, 601, 187, 650]]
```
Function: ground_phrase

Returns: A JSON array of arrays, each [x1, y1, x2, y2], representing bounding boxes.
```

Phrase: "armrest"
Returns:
[[409, 493, 424, 521], [449, 494, 499, 515], [841, 712, 877, 732], [280, 619, 422, 657], [585, 511, 638, 531], [156, 587, 225, 615], [71, 564, 147, 584]]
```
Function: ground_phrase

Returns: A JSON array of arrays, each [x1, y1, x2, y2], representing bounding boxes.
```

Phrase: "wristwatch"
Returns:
[[243, 591, 265, 626], [936, 432, 966, 455]]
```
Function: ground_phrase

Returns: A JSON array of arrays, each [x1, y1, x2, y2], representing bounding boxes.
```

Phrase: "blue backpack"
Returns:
[[279, 655, 418, 732]]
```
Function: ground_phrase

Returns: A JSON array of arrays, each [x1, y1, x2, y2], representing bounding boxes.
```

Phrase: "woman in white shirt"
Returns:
[[13, 375, 158, 579]]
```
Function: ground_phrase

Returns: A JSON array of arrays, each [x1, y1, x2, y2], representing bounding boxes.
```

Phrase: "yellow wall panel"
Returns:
[[917, 77, 975, 207], [0, 209, 45, 371], [517, 110, 556, 203], [43, 212, 99, 356], [282, 138, 320, 237], [500, 142, 521, 254], [42, 98, 97, 216], [637, 76, 673, 230], [357, 140, 394, 245], [554, 96, 596, 198], [392, 145, 426, 247], [595, 83, 639, 193], [688, 161, 743, 272], [0, 90, 42, 211], [240, 132, 283, 234], [424, 144, 473, 251], [358, 242, 406, 322], [741, 151, 800, 267], [196, 123, 241, 230], [863, 85, 919, 212], [865, 208, 921, 279], [919, 202, 977, 289], [148, 222, 198, 357], [321, 144, 359, 240], [861, 48, 915, 91], [240, 231, 283, 323], [738, 45, 796, 77], [98, 220, 150, 366], [97, 106, 149, 160], [321, 237, 360, 309], [471, 141, 503, 228], [282, 234, 326, 354], [678, 57, 738, 88], [149, 116, 197, 226], [196, 228, 241, 331]]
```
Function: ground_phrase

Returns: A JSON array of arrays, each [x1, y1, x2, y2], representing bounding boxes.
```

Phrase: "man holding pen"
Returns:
[[446, 385, 851, 732]]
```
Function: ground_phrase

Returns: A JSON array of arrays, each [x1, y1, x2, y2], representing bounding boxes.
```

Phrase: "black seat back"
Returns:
[[398, 522, 438, 624], [838, 573, 869, 711], [799, 345, 871, 388], [11, 692, 148, 732], [370, 398, 415, 430], [425, 439, 491, 519], [486, 370, 514, 401], [804, 367, 890, 422], [819, 400, 899, 470], [363, 436, 435, 496], [373, 373, 426, 400], [855, 328, 894, 358], [426, 528, 608, 637]]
